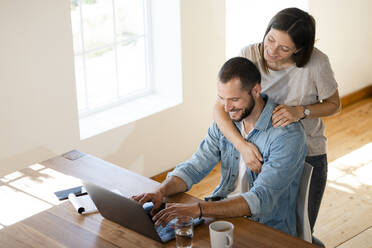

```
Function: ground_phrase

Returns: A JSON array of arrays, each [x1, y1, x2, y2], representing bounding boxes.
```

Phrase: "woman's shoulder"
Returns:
[[240, 43, 260, 57], [240, 43, 262, 66], [307, 47, 331, 67]]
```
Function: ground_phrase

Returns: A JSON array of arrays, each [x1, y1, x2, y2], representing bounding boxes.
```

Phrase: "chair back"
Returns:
[[296, 162, 313, 242]]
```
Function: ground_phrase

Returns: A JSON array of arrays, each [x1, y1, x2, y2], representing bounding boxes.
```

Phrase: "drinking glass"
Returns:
[[175, 216, 194, 248]]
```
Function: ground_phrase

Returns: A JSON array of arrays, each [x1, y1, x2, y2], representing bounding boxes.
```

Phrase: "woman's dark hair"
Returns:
[[218, 57, 261, 91], [261, 7, 316, 71]]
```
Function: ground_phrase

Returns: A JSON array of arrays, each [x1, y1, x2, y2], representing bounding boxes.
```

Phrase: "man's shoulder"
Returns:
[[209, 121, 241, 136], [266, 121, 306, 144], [260, 122, 307, 166], [207, 122, 242, 148], [207, 122, 224, 138]]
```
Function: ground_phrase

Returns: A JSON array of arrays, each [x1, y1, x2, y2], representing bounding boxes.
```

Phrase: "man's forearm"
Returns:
[[200, 196, 251, 218], [156, 176, 188, 197]]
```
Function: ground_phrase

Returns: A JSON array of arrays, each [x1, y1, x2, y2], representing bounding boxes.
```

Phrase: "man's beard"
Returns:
[[230, 100, 255, 122]]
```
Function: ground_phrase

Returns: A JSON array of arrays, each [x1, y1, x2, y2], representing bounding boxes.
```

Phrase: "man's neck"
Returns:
[[242, 97, 266, 134]]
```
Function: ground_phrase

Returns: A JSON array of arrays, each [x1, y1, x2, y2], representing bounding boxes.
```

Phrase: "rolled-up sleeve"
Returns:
[[168, 122, 222, 191], [241, 127, 307, 218]]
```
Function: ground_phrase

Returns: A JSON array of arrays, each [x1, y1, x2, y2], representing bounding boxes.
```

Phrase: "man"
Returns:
[[133, 57, 307, 236]]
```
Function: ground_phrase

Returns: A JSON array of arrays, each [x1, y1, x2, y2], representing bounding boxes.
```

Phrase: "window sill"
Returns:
[[79, 92, 182, 140]]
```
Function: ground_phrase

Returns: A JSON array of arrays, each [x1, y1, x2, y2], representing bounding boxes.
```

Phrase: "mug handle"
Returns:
[[225, 234, 233, 248]]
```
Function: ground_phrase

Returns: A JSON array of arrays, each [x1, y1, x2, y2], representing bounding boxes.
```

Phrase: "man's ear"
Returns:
[[251, 83, 261, 97]]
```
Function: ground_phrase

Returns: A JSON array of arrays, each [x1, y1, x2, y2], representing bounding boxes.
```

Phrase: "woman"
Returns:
[[214, 7, 341, 245]]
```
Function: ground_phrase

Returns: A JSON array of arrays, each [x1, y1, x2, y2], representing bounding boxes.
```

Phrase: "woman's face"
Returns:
[[263, 28, 298, 65]]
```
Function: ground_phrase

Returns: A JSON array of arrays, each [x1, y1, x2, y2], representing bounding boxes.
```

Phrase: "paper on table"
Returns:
[[68, 193, 98, 214], [68, 189, 122, 214]]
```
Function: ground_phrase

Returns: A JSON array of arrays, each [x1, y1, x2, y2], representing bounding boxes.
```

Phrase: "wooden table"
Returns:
[[0, 150, 318, 247]]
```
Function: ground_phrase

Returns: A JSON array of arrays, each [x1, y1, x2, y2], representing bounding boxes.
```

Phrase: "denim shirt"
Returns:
[[169, 96, 307, 237]]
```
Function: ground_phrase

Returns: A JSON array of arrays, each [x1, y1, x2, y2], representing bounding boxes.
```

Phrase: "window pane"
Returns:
[[117, 38, 147, 97], [73, 55, 87, 112], [115, 0, 145, 41], [70, 0, 151, 117], [85, 48, 117, 109], [70, 0, 82, 53], [82, 0, 114, 51]]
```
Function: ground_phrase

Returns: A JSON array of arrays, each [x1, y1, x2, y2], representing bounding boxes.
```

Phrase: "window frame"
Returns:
[[72, 0, 183, 140], [73, 0, 154, 118]]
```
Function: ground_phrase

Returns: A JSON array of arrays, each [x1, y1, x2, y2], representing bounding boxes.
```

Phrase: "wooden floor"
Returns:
[[153, 97, 372, 248], [313, 97, 372, 248]]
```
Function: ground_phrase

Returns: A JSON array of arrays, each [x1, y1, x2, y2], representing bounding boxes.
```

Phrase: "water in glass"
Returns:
[[175, 217, 193, 248]]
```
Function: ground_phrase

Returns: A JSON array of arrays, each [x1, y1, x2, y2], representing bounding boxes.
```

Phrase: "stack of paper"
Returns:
[[68, 193, 98, 214]]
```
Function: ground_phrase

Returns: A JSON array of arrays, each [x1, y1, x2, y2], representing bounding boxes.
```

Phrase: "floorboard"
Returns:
[[336, 227, 372, 248]]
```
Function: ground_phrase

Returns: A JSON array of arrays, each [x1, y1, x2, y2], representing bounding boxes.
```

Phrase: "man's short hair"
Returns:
[[218, 57, 261, 91]]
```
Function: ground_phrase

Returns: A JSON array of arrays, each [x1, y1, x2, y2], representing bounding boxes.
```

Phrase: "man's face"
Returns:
[[217, 78, 255, 122]]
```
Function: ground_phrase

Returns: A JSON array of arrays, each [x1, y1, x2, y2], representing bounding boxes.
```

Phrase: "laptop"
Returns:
[[82, 181, 203, 243]]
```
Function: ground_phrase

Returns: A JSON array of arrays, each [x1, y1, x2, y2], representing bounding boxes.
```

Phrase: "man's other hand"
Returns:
[[132, 191, 164, 216]]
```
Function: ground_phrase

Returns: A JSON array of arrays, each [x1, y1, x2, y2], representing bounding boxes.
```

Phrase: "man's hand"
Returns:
[[152, 202, 200, 227], [272, 105, 303, 128], [132, 176, 188, 216], [239, 142, 263, 173], [132, 190, 164, 216]]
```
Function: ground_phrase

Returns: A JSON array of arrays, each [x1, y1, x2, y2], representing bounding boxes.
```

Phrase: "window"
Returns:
[[71, 0, 151, 116], [70, 0, 182, 139]]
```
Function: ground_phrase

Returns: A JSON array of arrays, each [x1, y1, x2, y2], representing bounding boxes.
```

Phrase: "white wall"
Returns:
[[309, 0, 372, 96], [0, 0, 80, 175], [226, 0, 308, 58], [0, 0, 225, 177], [1, 0, 371, 178]]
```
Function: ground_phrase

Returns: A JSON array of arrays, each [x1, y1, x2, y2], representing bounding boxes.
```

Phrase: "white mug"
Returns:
[[209, 221, 234, 248]]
